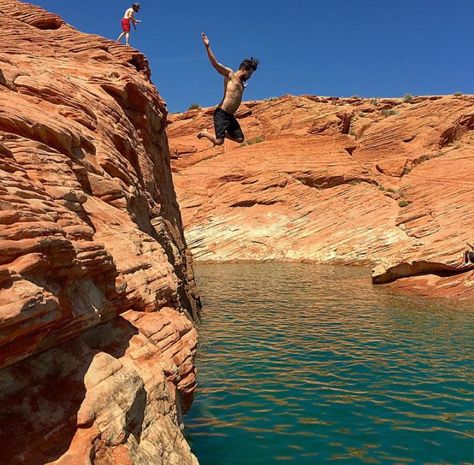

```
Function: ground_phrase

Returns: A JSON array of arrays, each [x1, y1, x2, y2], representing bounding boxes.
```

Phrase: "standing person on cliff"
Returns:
[[197, 32, 259, 146], [116, 3, 141, 46]]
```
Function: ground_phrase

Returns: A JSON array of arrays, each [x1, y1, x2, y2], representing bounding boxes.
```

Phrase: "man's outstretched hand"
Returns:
[[201, 32, 210, 47]]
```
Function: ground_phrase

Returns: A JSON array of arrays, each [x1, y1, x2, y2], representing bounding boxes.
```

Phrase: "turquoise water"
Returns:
[[185, 263, 474, 465]]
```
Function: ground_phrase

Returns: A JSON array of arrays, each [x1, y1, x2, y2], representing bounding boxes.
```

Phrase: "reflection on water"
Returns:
[[186, 263, 474, 465]]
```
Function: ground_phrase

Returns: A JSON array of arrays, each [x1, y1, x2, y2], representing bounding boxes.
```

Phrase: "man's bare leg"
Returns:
[[197, 130, 223, 146], [116, 32, 130, 45], [226, 134, 244, 144]]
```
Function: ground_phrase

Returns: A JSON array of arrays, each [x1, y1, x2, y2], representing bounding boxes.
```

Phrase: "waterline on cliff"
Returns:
[[186, 263, 474, 465]]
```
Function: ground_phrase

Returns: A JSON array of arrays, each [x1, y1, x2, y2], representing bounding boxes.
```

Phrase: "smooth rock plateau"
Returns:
[[0, 1, 199, 464], [169, 94, 474, 299]]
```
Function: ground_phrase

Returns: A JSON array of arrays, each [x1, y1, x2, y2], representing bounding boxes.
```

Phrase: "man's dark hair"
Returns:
[[239, 57, 259, 72]]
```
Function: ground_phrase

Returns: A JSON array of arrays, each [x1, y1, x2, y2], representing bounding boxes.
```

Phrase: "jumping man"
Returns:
[[197, 32, 259, 146], [116, 3, 141, 46]]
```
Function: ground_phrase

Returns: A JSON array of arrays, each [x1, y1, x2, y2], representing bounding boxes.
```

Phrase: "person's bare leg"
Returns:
[[116, 32, 125, 43], [197, 130, 223, 146], [125, 32, 130, 46], [226, 134, 244, 144]]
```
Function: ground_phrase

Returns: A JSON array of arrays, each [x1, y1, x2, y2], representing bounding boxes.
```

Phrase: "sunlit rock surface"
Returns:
[[0, 1, 199, 463], [169, 94, 474, 298]]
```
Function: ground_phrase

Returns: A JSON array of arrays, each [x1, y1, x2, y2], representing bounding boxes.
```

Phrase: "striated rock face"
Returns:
[[0, 1, 199, 463], [169, 94, 474, 298]]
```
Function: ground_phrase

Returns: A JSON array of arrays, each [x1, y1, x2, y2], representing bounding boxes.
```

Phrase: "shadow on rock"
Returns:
[[0, 317, 139, 465]]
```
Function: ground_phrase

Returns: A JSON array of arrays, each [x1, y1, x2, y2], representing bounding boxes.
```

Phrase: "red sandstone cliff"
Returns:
[[0, 1, 199, 463], [168, 94, 474, 299]]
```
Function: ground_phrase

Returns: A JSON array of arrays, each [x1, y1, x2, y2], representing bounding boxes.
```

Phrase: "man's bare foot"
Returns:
[[197, 130, 220, 146]]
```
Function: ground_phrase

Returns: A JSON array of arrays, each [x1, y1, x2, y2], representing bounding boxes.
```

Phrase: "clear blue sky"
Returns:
[[32, 0, 473, 112]]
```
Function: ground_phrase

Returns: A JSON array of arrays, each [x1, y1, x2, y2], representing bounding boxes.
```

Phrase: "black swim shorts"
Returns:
[[214, 107, 244, 141]]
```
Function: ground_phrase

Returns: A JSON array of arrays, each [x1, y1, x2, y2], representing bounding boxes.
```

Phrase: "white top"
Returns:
[[123, 8, 135, 19]]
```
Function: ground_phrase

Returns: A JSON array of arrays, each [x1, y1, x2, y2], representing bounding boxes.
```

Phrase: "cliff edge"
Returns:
[[0, 1, 199, 463]]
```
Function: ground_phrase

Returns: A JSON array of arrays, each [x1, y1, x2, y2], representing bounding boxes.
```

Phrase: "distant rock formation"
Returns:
[[168, 94, 474, 299], [0, 1, 199, 463]]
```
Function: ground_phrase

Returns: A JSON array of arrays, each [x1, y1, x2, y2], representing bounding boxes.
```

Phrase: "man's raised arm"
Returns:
[[201, 32, 232, 76]]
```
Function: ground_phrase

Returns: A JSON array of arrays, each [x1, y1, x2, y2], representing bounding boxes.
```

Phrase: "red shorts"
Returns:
[[121, 18, 131, 32]]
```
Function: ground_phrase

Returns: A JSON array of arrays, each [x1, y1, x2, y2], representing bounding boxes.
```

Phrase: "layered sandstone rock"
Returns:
[[169, 94, 474, 298], [0, 1, 199, 463], [0, 309, 198, 465]]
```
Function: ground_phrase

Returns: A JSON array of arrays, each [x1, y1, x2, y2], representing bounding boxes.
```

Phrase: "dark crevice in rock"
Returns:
[[151, 217, 202, 322], [7, 2, 65, 31], [128, 54, 151, 79], [0, 141, 13, 157], [218, 174, 249, 183], [339, 113, 353, 135], [293, 173, 377, 190], [439, 114, 474, 148], [230, 199, 280, 208], [29, 17, 63, 30], [401, 150, 448, 177]]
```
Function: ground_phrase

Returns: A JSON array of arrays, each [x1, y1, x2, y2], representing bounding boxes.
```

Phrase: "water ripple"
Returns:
[[186, 263, 474, 465]]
